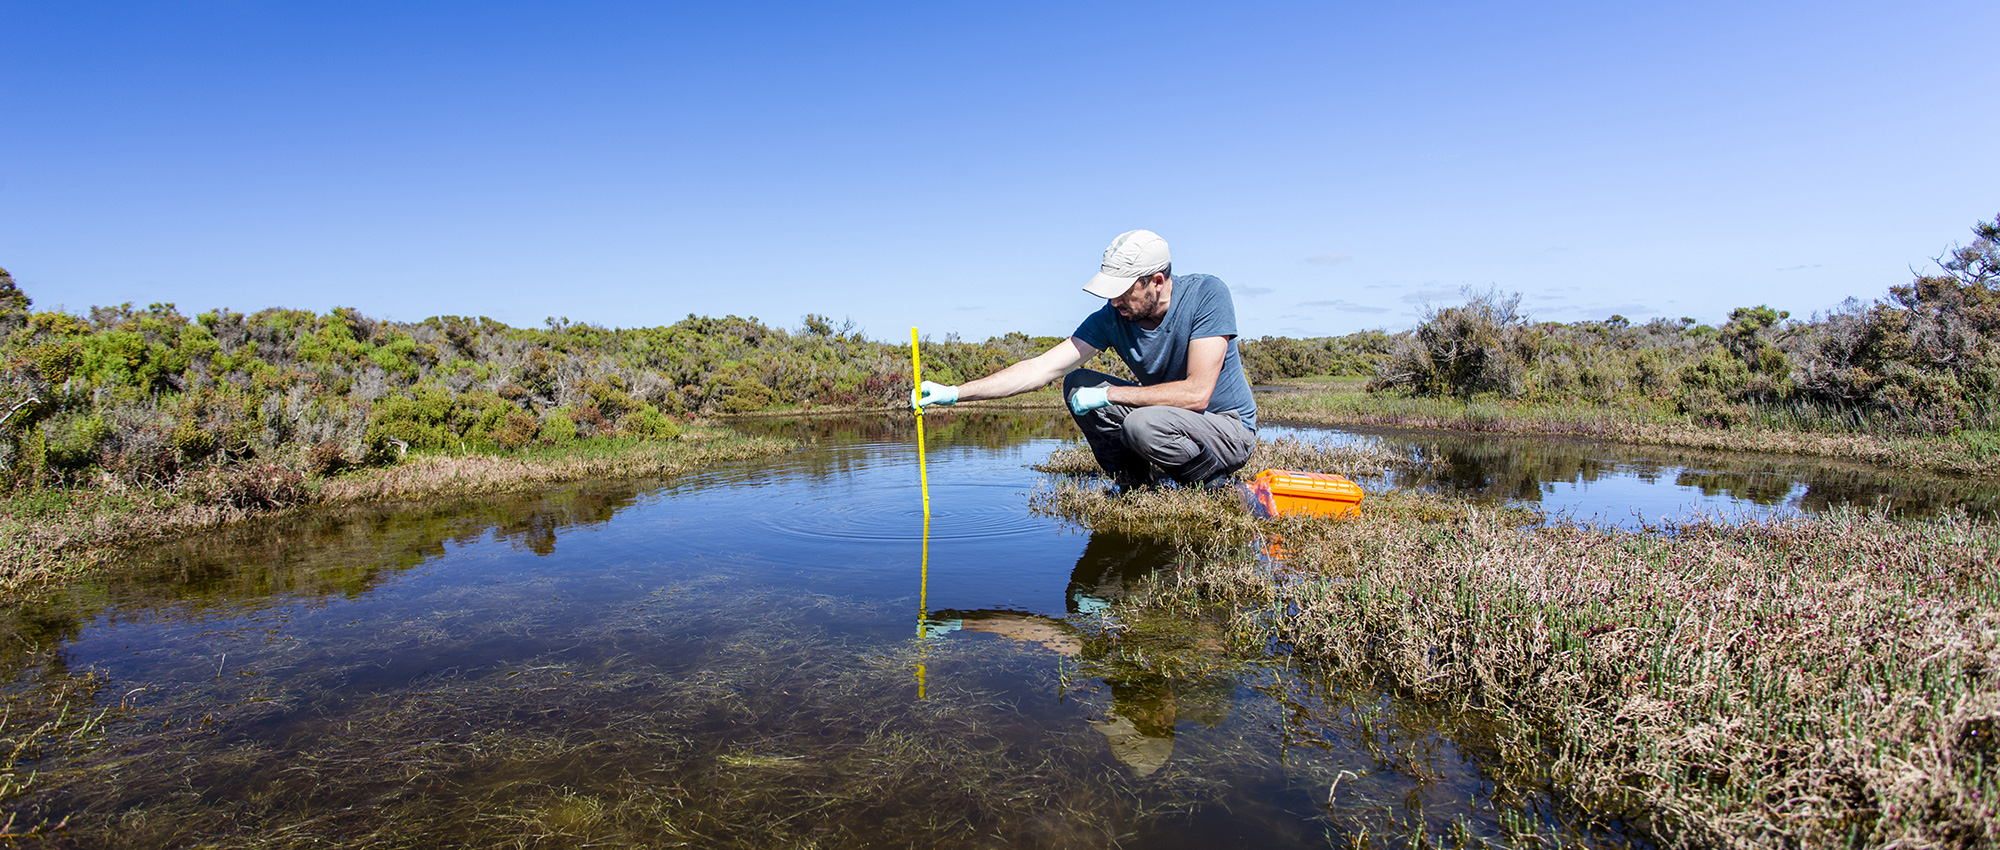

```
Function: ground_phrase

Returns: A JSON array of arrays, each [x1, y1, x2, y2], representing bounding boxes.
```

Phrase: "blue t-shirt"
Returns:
[[1072, 273, 1257, 431]]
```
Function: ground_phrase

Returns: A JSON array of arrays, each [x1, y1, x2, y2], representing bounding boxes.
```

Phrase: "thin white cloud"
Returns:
[[1398, 288, 1464, 304], [1295, 299, 1390, 314], [1533, 302, 1665, 322], [1583, 303, 1658, 317]]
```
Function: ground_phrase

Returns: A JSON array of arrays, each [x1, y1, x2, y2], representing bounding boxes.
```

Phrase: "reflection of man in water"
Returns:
[[947, 611, 1181, 776], [930, 533, 1227, 776]]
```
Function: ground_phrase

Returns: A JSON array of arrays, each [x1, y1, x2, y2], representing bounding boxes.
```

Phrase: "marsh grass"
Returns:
[[0, 426, 790, 592], [319, 427, 790, 502], [1028, 431, 1454, 551], [1032, 433, 1422, 481], [1260, 381, 2000, 476], [1033, 463, 2000, 848]]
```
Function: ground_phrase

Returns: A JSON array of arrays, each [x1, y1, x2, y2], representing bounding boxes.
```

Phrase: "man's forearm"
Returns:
[[953, 337, 1096, 403], [958, 358, 1066, 402], [1105, 379, 1212, 411]]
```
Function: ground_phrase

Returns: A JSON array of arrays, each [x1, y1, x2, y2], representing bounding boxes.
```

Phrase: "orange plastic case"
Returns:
[[1244, 469, 1365, 519]]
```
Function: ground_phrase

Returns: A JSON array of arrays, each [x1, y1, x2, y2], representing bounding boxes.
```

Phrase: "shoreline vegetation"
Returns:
[[0, 425, 790, 593], [1031, 439, 2000, 849], [0, 216, 1992, 590], [1253, 376, 2000, 477]]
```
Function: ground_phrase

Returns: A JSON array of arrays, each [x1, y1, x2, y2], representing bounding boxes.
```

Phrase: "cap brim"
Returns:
[[1083, 272, 1138, 299]]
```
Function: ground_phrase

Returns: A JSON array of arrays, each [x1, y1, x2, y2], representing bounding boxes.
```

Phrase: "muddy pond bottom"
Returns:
[[4, 414, 1654, 848]]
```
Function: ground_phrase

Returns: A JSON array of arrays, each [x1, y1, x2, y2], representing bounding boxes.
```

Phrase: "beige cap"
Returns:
[[1083, 229, 1170, 298]]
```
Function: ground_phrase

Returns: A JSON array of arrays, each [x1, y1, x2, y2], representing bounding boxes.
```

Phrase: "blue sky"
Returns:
[[3, 1, 1995, 342]]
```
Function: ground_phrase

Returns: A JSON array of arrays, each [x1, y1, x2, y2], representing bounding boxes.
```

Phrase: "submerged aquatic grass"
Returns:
[[6, 590, 1139, 847], [1, 567, 1550, 849], [1034, 458, 2000, 848]]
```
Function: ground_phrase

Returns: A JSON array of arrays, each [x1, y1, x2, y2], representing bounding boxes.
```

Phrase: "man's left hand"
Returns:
[[1067, 386, 1110, 415], [914, 381, 959, 410]]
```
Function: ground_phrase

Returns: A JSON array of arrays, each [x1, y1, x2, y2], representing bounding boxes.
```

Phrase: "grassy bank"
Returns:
[[1031, 441, 2000, 849], [0, 425, 791, 593], [1258, 377, 2000, 476]]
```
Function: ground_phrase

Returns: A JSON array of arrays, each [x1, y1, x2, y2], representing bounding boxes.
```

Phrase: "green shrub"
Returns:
[[24, 341, 81, 385], [0, 268, 29, 337], [41, 412, 108, 475], [490, 409, 540, 450], [174, 419, 217, 463], [541, 408, 578, 445], [624, 404, 681, 440], [368, 335, 419, 377], [365, 386, 457, 451]]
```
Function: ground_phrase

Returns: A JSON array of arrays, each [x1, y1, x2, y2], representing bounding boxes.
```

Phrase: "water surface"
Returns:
[[1259, 421, 1998, 527], [9, 411, 1987, 847]]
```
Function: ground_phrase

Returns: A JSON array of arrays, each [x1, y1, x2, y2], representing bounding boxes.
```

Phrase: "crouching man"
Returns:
[[914, 230, 1257, 490]]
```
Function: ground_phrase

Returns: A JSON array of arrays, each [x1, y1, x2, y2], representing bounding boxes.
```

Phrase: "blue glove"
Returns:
[[1068, 386, 1110, 415], [914, 381, 959, 410]]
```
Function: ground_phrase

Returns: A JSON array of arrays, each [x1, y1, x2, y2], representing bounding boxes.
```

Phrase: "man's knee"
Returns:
[[1121, 407, 1193, 460], [1121, 407, 1255, 481], [1122, 405, 1177, 436]]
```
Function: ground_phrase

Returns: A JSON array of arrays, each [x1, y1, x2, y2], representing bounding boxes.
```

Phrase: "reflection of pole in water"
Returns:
[[917, 507, 930, 698], [911, 327, 931, 699]]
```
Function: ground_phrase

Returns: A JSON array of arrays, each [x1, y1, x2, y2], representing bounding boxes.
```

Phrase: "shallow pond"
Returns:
[[4, 411, 1989, 847], [1260, 422, 2000, 528]]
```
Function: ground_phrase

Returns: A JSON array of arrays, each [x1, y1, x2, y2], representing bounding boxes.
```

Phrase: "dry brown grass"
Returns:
[[318, 427, 790, 502], [1034, 473, 2000, 849]]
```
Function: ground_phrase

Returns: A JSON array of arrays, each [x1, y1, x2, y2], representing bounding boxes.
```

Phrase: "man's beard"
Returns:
[[1117, 291, 1162, 321]]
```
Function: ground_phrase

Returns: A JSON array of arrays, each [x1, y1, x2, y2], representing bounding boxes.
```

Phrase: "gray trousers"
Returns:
[[1063, 369, 1258, 485]]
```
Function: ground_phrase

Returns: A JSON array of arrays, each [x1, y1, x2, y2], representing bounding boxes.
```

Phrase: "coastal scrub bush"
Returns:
[[1371, 288, 1526, 398], [1354, 215, 2000, 436], [540, 408, 579, 445], [1785, 218, 2000, 433], [0, 269, 29, 337], [38, 412, 106, 478], [624, 404, 681, 440]]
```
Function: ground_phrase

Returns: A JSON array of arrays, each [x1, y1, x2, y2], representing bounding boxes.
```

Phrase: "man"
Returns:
[[914, 230, 1258, 490]]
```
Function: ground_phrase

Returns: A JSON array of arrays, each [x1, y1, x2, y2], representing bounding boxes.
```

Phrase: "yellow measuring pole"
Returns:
[[911, 327, 932, 698], [910, 327, 933, 518]]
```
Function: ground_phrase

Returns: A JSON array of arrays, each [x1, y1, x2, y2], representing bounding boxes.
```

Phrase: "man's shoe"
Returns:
[[1103, 471, 1157, 498]]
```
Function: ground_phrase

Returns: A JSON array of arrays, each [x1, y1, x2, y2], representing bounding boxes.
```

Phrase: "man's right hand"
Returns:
[[913, 381, 959, 410]]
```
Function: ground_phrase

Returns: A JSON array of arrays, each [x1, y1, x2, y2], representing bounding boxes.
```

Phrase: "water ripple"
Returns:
[[752, 481, 1049, 543]]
